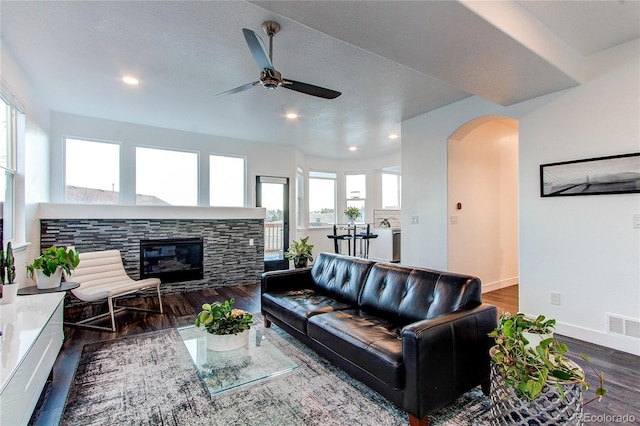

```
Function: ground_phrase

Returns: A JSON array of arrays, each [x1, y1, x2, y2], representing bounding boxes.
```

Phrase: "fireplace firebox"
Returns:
[[140, 238, 203, 283]]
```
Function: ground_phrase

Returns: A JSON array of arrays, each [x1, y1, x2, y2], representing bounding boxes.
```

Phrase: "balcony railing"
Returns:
[[265, 222, 283, 254]]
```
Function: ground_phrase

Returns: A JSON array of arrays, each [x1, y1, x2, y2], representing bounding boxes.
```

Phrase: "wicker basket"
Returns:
[[489, 361, 584, 425]]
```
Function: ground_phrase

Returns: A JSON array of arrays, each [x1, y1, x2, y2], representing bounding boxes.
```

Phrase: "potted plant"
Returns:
[[488, 312, 606, 424], [26, 245, 80, 290], [284, 236, 314, 268], [194, 298, 253, 351], [0, 242, 18, 305], [343, 206, 362, 225]]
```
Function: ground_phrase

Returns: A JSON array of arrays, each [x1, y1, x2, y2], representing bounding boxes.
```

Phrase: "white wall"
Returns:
[[402, 40, 640, 354], [518, 50, 640, 355], [448, 119, 518, 291]]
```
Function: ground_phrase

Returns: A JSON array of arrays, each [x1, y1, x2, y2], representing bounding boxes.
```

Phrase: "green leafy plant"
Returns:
[[489, 312, 607, 403], [26, 246, 80, 278], [343, 206, 362, 220], [284, 236, 314, 268], [194, 298, 253, 335], [1, 242, 16, 285]]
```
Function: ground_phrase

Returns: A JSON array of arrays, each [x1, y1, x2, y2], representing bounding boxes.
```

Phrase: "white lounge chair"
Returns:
[[64, 249, 163, 332]]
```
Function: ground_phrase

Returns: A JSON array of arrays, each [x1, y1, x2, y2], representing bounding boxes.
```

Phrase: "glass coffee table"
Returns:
[[177, 325, 299, 397]]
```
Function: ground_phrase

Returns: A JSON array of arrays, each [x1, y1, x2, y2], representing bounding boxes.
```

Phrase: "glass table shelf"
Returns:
[[177, 325, 298, 397]]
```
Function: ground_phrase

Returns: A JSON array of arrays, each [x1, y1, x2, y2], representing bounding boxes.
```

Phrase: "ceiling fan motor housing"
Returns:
[[260, 69, 282, 89]]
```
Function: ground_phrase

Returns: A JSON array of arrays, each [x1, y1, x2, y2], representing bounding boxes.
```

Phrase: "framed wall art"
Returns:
[[540, 152, 640, 197]]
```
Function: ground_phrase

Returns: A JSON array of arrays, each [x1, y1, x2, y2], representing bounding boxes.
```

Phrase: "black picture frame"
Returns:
[[540, 152, 640, 197]]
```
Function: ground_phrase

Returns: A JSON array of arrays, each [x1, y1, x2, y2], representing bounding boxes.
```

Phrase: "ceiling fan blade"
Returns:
[[242, 28, 273, 71], [216, 81, 260, 97], [281, 79, 341, 99]]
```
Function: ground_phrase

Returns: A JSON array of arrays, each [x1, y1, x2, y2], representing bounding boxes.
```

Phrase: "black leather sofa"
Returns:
[[261, 252, 497, 426]]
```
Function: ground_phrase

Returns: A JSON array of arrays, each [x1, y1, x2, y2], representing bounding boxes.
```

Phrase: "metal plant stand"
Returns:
[[489, 361, 584, 425]]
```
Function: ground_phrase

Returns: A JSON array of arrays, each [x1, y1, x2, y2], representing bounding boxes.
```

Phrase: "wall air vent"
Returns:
[[607, 313, 640, 339]]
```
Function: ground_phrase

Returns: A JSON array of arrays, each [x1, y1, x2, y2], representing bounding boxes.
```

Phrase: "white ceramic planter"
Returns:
[[206, 329, 250, 351], [35, 268, 63, 290], [0, 283, 19, 304], [522, 331, 553, 352]]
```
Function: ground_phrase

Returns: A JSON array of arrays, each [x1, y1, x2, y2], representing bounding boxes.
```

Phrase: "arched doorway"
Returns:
[[447, 116, 519, 293]]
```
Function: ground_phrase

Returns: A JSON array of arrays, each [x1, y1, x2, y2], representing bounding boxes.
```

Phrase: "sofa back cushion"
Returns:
[[310, 252, 375, 305], [359, 263, 482, 324]]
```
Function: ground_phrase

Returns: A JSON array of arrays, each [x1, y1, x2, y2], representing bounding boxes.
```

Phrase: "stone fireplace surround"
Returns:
[[36, 204, 265, 307]]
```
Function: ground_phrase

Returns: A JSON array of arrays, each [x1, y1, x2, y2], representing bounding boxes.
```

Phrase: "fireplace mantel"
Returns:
[[36, 203, 266, 220]]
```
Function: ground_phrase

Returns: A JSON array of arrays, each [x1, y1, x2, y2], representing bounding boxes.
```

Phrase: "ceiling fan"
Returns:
[[217, 21, 341, 100]]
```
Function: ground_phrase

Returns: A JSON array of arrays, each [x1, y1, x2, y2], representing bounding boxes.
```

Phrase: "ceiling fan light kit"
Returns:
[[217, 21, 341, 100]]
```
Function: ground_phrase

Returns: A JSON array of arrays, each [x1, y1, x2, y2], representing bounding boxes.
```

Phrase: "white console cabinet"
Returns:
[[0, 293, 64, 425]]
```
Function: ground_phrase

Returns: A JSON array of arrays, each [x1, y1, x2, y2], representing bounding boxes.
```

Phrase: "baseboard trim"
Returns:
[[482, 277, 518, 293], [554, 321, 640, 356], [517, 312, 640, 356]]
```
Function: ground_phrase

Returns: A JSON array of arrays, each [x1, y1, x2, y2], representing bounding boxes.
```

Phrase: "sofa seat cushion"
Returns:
[[262, 289, 354, 334], [308, 310, 403, 390]]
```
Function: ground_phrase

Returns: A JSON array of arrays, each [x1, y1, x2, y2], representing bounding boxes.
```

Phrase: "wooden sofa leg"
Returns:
[[264, 318, 271, 328], [481, 380, 491, 396], [408, 414, 428, 426]]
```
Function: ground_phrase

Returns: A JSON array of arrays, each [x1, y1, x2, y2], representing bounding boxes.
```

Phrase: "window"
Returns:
[[345, 173, 366, 223], [136, 147, 198, 206], [382, 172, 401, 209], [0, 96, 17, 240], [65, 138, 120, 204], [209, 154, 245, 207], [309, 171, 336, 226], [296, 166, 304, 228]]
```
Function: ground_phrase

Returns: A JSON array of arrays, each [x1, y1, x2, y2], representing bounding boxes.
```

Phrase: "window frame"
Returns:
[[308, 170, 337, 227], [345, 173, 366, 223], [382, 171, 402, 209], [135, 145, 199, 206], [209, 153, 247, 207], [0, 93, 18, 242], [63, 137, 122, 204]]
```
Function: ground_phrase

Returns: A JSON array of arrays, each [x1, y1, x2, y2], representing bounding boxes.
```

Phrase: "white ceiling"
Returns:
[[1, 0, 638, 159]]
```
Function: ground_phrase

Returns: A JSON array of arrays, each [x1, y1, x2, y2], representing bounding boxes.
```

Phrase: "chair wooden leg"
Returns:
[[264, 318, 272, 328], [408, 413, 428, 426]]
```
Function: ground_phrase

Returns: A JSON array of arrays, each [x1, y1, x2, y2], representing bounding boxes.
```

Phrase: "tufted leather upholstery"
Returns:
[[359, 263, 482, 324], [310, 252, 375, 305], [261, 252, 497, 424]]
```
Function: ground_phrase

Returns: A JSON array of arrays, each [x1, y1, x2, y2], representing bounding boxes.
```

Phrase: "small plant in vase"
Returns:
[[0, 242, 18, 305], [26, 246, 80, 290], [488, 312, 606, 424], [284, 236, 314, 268], [343, 206, 362, 225], [195, 298, 253, 351]]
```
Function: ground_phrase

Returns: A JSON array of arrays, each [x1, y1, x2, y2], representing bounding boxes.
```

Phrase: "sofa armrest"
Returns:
[[401, 304, 497, 419], [261, 267, 315, 294]]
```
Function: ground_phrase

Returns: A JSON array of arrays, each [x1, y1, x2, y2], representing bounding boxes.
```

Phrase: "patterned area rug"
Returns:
[[61, 318, 491, 425]]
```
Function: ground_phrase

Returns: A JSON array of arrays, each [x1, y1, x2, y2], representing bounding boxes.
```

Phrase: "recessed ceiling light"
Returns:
[[349, 146, 357, 152], [122, 76, 139, 85], [389, 134, 399, 140], [285, 113, 299, 119]]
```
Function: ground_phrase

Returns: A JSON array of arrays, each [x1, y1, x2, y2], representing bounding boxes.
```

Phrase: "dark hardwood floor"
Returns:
[[31, 284, 639, 425]]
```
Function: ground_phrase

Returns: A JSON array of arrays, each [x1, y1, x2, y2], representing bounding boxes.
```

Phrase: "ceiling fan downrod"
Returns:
[[261, 21, 280, 64]]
